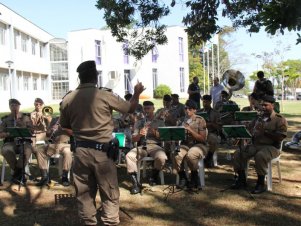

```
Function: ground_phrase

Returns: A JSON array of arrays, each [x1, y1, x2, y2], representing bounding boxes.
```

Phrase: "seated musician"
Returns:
[[125, 101, 167, 194], [231, 95, 287, 194], [30, 98, 52, 145], [199, 95, 221, 167], [35, 115, 73, 186], [241, 93, 261, 112], [155, 94, 178, 126], [173, 100, 207, 190], [170, 93, 186, 124], [0, 99, 34, 184], [214, 90, 239, 125]]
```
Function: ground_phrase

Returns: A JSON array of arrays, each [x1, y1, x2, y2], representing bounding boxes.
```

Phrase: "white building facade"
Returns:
[[0, 3, 54, 112], [0, 3, 190, 112], [67, 26, 190, 99]]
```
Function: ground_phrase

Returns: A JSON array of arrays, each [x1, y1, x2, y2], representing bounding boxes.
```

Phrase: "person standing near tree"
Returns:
[[253, 71, 274, 100], [60, 60, 145, 226], [188, 76, 201, 109], [210, 77, 224, 108]]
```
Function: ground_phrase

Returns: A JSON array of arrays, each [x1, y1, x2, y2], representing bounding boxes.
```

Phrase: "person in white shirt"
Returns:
[[210, 77, 224, 108]]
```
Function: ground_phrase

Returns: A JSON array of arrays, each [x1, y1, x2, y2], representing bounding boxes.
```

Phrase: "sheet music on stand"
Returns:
[[196, 112, 209, 121], [222, 125, 252, 139], [6, 127, 33, 138], [158, 126, 186, 141], [222, 104, 240, 112], [234, 111, 257, 121]]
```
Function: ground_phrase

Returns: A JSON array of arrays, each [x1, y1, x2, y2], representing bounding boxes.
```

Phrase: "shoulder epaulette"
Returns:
[[62, 90, 73, 99], [99, 87, 112, 92], [275, 113, 283, 118]]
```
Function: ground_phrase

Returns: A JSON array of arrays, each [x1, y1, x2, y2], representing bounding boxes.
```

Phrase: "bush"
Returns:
[[153, 84, 172, 98]]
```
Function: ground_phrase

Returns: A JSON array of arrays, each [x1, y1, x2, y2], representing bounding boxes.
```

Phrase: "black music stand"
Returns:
[[6, 127, 33, 190], [158, 126, 186, 200], [221, 125, 254, 198]]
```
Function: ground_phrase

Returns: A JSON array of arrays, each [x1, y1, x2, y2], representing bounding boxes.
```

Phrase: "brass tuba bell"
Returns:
[[222, 69, 245, 91], [42, 106, 53, 116]]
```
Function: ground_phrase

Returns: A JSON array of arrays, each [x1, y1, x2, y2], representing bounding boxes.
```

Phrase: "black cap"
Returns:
[[171, 93, 179, 98], [34, 97, 44, 104], [185, 99, 197, 109], [221, 90, 229, 96], [202, 95, 212, 101], [143, 101, 154, 106], [76, 60, 97, 74], [9, 99, 21, 105], [262, 95, 275, 103], [163, 94, 172, 102]]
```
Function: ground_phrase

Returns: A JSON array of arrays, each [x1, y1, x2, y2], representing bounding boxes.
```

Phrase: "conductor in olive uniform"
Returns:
[[60, 60, 144, 226], [0, 99, 33, 184], [231, 95, 287, 194]]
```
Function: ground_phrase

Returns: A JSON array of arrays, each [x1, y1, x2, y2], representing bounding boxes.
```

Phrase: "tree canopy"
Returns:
[[96, 0, 301, 60]]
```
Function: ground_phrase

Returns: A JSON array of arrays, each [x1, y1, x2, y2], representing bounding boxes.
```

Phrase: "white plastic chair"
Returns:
[[176, 158, 206, 188], [246, 141, 283, 191], [137, 156, 165, 184]]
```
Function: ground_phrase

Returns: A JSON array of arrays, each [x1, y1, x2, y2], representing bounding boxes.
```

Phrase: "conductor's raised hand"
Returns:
[[134, 81, 145, 95]]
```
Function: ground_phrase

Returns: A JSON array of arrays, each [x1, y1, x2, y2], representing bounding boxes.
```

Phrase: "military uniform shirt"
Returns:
[[182, 115, 207, 146], [60, 83, 131, 143], [0, 113, 32, 132], [252, 110, 287, 148]]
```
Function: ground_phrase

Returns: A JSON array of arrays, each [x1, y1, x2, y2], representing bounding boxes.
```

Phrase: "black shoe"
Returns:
[[149, 169, 160, 186], [251, 184, 266, 194], [129, 173, 142, 194], [62, 176, 70, 187], [188, 171, 201, 191], [176, 171, 188, 189], [36, 177, 50, 187], [230, 170, 247, 190]]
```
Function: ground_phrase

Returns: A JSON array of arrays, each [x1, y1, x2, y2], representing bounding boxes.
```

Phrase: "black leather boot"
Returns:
[[188, 170, 200, 190], [177, 171, 188, 189], [129, 172, 141, 194], [61, 170, 70, 187], [230, 170, 247, 189], [149, 169, 160, 186], [11, 167, 26, 184], [36, 170, 50, 187], [204, 152, 214, 168], [251, 175, 266, 194]]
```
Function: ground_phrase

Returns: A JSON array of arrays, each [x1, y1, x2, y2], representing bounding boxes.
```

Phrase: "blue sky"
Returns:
[[1, 0, 300, 77]]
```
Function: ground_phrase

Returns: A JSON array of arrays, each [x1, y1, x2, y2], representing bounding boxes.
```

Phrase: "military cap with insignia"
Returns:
[[9, 98, 21, 105], [261, 95, 275, 103], [34, 97, 44, 104], [163, 94, 172, 102]]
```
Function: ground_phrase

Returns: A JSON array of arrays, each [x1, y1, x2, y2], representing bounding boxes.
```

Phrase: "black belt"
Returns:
[[76, 140, 106, 151]]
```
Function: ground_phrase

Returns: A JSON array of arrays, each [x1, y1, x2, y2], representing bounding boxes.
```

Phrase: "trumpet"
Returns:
[[42, 106, 53, 116]]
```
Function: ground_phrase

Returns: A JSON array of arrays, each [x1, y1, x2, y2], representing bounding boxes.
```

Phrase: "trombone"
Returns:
[[42, 106, 53, 116]]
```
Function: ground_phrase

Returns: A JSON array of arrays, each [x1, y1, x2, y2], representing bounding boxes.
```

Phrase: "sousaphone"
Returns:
[[222, 69, 245, 91]]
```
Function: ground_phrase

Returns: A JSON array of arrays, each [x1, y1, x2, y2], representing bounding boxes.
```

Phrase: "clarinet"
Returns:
[[48, 118, 60, 143], [141, 113, 149, 150]]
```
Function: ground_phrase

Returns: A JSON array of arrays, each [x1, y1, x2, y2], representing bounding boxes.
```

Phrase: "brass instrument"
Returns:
[[42, 106, 53, 116], [222, 69, 245, 92]]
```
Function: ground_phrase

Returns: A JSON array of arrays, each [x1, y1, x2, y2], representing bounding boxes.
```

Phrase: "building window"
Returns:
[[41, 76, 47, 90], [23, 76, 29, 91], [124, 70, 133, 93], [0, 71, 9, 91], [14, 29, 20, 49], [178, 37, 184, 62], [51, 62, 68, 80], [152, 47, 159, 63], [123, 42, 129, 64], [97, 71, 103, 87], [50, 42, 68, 61], [52, 82, 69, 100], [32, 38, 37, 55], [40, 42, 45, 58], [95, 40, 101, 65], [179, 67, 185, 92], [21, 33, 28, 52], [17, 74, 22, 90], [33, 77, 38, 90], [0, 22, 6, 45], [152, 68, 158, 90]]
